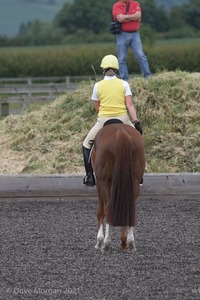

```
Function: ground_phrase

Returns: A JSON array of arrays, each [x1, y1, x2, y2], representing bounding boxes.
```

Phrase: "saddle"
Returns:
[[103, 118, 123, 127], [88, 119, 123, 161]]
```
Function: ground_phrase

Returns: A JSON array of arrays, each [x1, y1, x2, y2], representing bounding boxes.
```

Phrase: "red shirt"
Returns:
[[112, 0, 141, 32]]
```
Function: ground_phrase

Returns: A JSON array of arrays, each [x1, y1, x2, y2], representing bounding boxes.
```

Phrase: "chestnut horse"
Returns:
[[91, 121, 145, 252]]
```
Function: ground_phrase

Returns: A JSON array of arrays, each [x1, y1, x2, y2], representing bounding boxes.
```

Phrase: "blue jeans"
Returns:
[[116, 31, 152, 80]]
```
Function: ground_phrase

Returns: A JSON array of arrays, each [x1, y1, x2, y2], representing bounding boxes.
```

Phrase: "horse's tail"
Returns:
[[107, 129, 136, 227]]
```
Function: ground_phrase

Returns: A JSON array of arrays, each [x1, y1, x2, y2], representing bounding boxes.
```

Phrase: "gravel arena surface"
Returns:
[[0, 197, 199, 300]]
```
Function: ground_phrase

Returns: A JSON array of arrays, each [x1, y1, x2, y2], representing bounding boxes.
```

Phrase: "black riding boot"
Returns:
[[82, 146, 95, 187]]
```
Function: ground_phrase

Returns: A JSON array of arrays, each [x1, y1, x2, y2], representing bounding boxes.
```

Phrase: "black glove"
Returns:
[[134, 121, 143, 135]]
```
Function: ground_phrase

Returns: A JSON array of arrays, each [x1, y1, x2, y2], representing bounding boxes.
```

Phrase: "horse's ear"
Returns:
[[103, 119, 123, 127]]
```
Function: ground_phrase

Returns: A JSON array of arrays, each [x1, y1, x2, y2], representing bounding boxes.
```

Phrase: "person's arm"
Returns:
[[91, 83, 100, 113], [125, 95, 138, 122], [93, 100, 100, 113], [126, 96, 143, 134], [124, 81, 143, 134], [117, 11, 141, 23], [112, 4, 123, 21]]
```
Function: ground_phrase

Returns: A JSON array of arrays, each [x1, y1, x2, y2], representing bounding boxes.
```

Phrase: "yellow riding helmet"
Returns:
[[100, 54, 119, 70]]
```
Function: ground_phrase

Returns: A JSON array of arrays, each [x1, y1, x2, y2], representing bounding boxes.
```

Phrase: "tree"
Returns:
[[140, 0, 170, 32], [18, 23, 27, 36], [183, 0, 200, 30], [17, 20, 64, 46], [168, 0, 200, 30], [54, 0, 116, 34]]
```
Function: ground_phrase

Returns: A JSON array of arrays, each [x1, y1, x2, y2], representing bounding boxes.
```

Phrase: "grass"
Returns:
[[155, 37, 200, 46], [1, 37, 200, 52], [0, 71, 200, 174]]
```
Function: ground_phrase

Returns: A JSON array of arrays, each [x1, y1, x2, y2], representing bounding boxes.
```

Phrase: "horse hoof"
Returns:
[[95, 241, 102, 249], [120, 241, 128, 250], [128, 241, 136, 251], [101, 243, 110, 253]]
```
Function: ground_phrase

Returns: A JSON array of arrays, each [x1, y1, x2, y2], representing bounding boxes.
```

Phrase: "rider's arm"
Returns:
[[123, 81, 138, 122], [93, 100, 100, 113], [91, 83, 100, 113], [125, 95, 138, 122]]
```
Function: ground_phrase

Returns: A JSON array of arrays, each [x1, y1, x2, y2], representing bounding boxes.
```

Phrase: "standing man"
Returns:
[[112, 0, 152, 80]]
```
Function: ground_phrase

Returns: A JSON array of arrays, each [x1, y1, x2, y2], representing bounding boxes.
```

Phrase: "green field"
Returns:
[[155, 37, 200, 46], [0, 36, 199, 52], [0, 38, 199, 78]]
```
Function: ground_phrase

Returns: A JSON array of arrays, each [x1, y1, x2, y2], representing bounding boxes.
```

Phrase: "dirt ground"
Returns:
[[0, 196, 199, 300]]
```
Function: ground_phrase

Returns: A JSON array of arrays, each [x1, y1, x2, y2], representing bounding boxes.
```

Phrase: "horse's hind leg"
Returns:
[[120, 226, 128, 249], [95, 223, 104, 249], [102, 223, 111, 252], [95, 197, 104, 249], [127, 227, 136, 250]]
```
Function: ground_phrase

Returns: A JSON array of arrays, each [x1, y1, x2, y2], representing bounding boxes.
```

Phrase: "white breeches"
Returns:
[[83, 114, 134, 149]]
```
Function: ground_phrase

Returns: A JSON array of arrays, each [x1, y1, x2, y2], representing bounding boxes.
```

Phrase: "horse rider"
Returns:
[[82, 54, 143, 187]]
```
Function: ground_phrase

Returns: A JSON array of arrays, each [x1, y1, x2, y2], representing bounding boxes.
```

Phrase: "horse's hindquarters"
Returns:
[[92, 124, 145, 250]]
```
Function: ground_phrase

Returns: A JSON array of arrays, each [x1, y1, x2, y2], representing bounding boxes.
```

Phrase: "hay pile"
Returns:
[[0, 71, 199, 174]]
